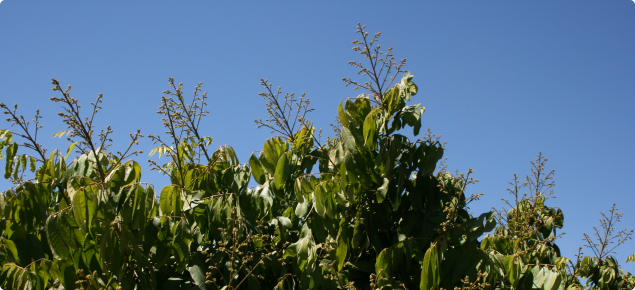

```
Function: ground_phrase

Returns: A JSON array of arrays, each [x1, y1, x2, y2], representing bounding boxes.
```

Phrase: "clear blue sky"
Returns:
[[1, 1, 634, 271]]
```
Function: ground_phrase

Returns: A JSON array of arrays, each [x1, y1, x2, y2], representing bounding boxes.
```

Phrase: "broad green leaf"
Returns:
[[11, 155, 20, 180], [336, 219, 350, 271], [295, 201, 309, 218], [28, 156, 35, 172], [363, 109, 378, 149], [20, 154, 27, 172], [292, 125, 315, 152], [249, 152, 266, 184], [377, 178, 389, 203], [3, 239, 19, 263], [257, 152, 275, 178], [505, 255, 526, 288], [122, 226, 152, 269], [129, 185, 148, 230], [421, 245, 440, 290], [314, 184, 326, 217], [343, 151, 359, 186], [46, 214, 76, 260], [543, 269, 563, 290], [173, 218, 192, 273], [375, 247, 393, 287], [532, 266, 548, 289], [264, 138, 285, 168], [399, 104, 424, 136], [4, 143, 17, 179], [283, 223, 316, 271], [418, 143, 444, 176], [276, 216, 292, 229], [188, 254, 209, 290], [274, 151, 291, 190], [340, 127, 358, 154], [72, 187, 88, 232], [159, 185, 181, 216], [294, 177, 305, 203], [338, 101, 350, 128], [0, 129, 12, 145], [345, 99, 364, 125], [352, 210, 365, 248], [402, 72, 418, 97], [322, 181, 338, 219]]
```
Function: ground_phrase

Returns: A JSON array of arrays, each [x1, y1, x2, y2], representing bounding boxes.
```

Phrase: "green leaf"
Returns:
[[11, 155, 20, 180], [336, 219, 350, 271], [264, 137, 284, 168], [421, 245, 440, 290], [295, 201, 309, 218], [249, 152, 266, 185], [20, 154, 27, 172], [283, 223, 316, 271], [28, 156, 36, 172], [46, 214, 76, 260], [188, 253, 209, 290], [0, 129, 12, 145], [543, 269, 563, 290], [274, 151, 291, 190], [340, 127, 358, 154], [173, 218, 192, 273], [343, 151, 359, 186], [292, 125, 314, 152], [3, 239, 19, 263], [0, 193, 4, 220], [418, 143, 444, 176], [345, 99, 364, 125], [129, 185, 148, 230], [531, 266, 547, 289], [72, 187, 88, 232], [363, 109, 378, 149], [505, 255, 526, 288], [314, 183, 326, 218], [399, 104, 425, 136], [338, 101, 350, 128], [377, 178, 389, 203], [159, 185, 181, 216], [65, 142, 79, 160], [294, 177, 305, 203], [73, 185, 99, 234], [4, 143, 17, 179], [375, 247, 393, 287], [403, 72, 418, 97], [323, 182, 338, 219], [351, 210, 365, 249], [258, 151, 275, 176], [276, 216, 292, 228]]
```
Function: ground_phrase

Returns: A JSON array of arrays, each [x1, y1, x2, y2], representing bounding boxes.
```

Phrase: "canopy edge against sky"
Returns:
[[1, 0, 634, 271]]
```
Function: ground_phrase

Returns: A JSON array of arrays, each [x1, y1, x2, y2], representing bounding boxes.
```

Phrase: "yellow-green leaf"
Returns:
[[421, 245, 440, 290], [363, 109, 378, 149]]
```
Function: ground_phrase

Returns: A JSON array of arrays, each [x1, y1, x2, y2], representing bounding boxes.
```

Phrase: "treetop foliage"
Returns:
[[0, 23, 632, 290]]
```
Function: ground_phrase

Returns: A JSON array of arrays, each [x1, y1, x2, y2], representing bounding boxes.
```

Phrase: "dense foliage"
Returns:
[[0, 25, 633, 290]]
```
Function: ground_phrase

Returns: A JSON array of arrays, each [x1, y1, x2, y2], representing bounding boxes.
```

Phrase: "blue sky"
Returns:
[[1, 1, 634, 271]]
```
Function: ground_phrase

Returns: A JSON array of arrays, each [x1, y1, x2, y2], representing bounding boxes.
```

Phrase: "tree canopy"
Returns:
[[0, 24, 633, 290]]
